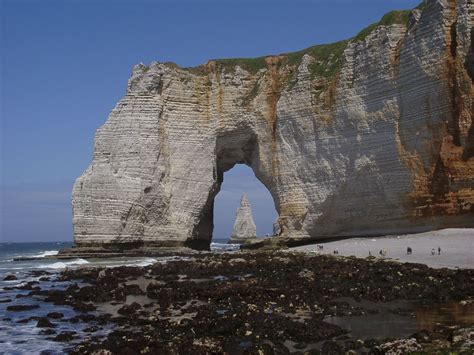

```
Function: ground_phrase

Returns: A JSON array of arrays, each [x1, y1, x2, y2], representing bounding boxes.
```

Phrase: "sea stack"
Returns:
[[229, 194, 257, 244]]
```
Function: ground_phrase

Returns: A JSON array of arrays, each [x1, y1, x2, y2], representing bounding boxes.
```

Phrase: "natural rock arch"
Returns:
[[72, 0, 474, 253], [191, 128, 281, 249]]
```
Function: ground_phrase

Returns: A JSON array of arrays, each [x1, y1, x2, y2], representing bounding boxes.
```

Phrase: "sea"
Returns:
[[0, 240, 238, 354]]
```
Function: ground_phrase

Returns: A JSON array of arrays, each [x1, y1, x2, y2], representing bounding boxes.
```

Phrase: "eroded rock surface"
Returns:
[[72, 0, 474, 251], [229, 194, 257, 244]]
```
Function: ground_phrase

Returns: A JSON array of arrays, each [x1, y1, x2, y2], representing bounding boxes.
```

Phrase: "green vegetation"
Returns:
[[214, 57, 268, 74], [353, 9, 412, 42], [352, 23, 379, 43], [179, 2, 427, 80], [285, 40, 348, 78], [307, 41, 348, 79], [350, 0, 427, 43], [241, 80, 260, 107], [338, 1, 426, 44], [379, 10, 411, 26], [182, 56, 268, 76]]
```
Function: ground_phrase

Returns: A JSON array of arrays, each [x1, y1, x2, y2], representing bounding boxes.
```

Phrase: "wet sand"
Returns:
[[291, 228, 474, 269]]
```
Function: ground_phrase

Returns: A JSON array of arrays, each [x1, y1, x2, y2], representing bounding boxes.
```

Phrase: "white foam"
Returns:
[[39, 258, 89, 269], [211, 242, 240, 252], [34, 250, 59, 258], [125, 258, 157, 267]]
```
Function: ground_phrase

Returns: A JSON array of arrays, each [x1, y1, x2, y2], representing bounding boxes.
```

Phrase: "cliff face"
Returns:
[[72, 0, 474, 250]]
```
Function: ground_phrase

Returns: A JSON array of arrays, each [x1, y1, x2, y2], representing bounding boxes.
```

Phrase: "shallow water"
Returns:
[[325, 297, 474, 340], [0, 241, 237, 353], [0, 244, 166, 353], [0, 274, 105, 354], [414, 302, 474, 331], [325, 298, 418, 340]]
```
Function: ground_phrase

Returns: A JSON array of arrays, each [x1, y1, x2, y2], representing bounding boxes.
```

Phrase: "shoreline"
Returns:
[[26, 228, 472, 271], [292, 228, 474, 269], [2, 251, 473, 353]]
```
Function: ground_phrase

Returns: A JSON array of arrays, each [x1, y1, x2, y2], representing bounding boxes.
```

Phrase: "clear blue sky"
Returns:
[[1, 0, 421, 242]]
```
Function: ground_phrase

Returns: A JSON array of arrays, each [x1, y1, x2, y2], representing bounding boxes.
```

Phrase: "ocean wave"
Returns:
[[211, 242, 240, 251], [33, 250, 59, 258], [124, 258, 157, 267], [38, 258, 89, 269]]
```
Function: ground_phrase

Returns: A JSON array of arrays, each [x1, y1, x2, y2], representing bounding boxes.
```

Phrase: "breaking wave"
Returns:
[[38, 258, 89, 269], [33, 250, 59, 258], [125, 258, 157, 267], [211, 242, 240, 252]]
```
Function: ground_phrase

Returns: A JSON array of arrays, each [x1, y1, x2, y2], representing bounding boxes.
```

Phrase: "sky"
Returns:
[[1, 0, 421, 242]]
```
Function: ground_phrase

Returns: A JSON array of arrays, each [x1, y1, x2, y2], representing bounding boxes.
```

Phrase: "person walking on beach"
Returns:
[[407, 247, 412, 255], [431, 248, 435, 255], [438, 246, 441, 255]]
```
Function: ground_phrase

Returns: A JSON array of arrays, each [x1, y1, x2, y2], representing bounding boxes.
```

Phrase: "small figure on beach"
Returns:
[[431, 248, 435, 255], [333, 249, 339, 255], [407, 247, 412, 255], [379, 249, 383, 256], [438, 246, 441, 255], [317, 244, 324, 251]]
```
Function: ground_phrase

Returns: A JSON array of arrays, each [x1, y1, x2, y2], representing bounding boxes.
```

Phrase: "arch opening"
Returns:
[[188, 129, 280, 250], [213, 164, 278, 243]]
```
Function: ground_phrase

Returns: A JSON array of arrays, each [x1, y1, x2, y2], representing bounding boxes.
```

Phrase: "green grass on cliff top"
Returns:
[[353, 9, 411, 42], [182, 2, 425, 76]]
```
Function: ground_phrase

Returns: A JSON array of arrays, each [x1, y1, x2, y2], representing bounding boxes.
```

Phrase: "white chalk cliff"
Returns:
[[229, 194, 257, 244], [72, 0, 474, 252]]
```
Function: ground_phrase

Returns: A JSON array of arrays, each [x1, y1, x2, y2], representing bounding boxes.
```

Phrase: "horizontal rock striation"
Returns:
[[72, 0, 473, 252]]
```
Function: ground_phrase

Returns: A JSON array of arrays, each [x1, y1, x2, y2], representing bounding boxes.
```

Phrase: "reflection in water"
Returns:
[[325, 298, 474, 340], [326, 310, 418, 340], [415, 303, 474, 331]]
